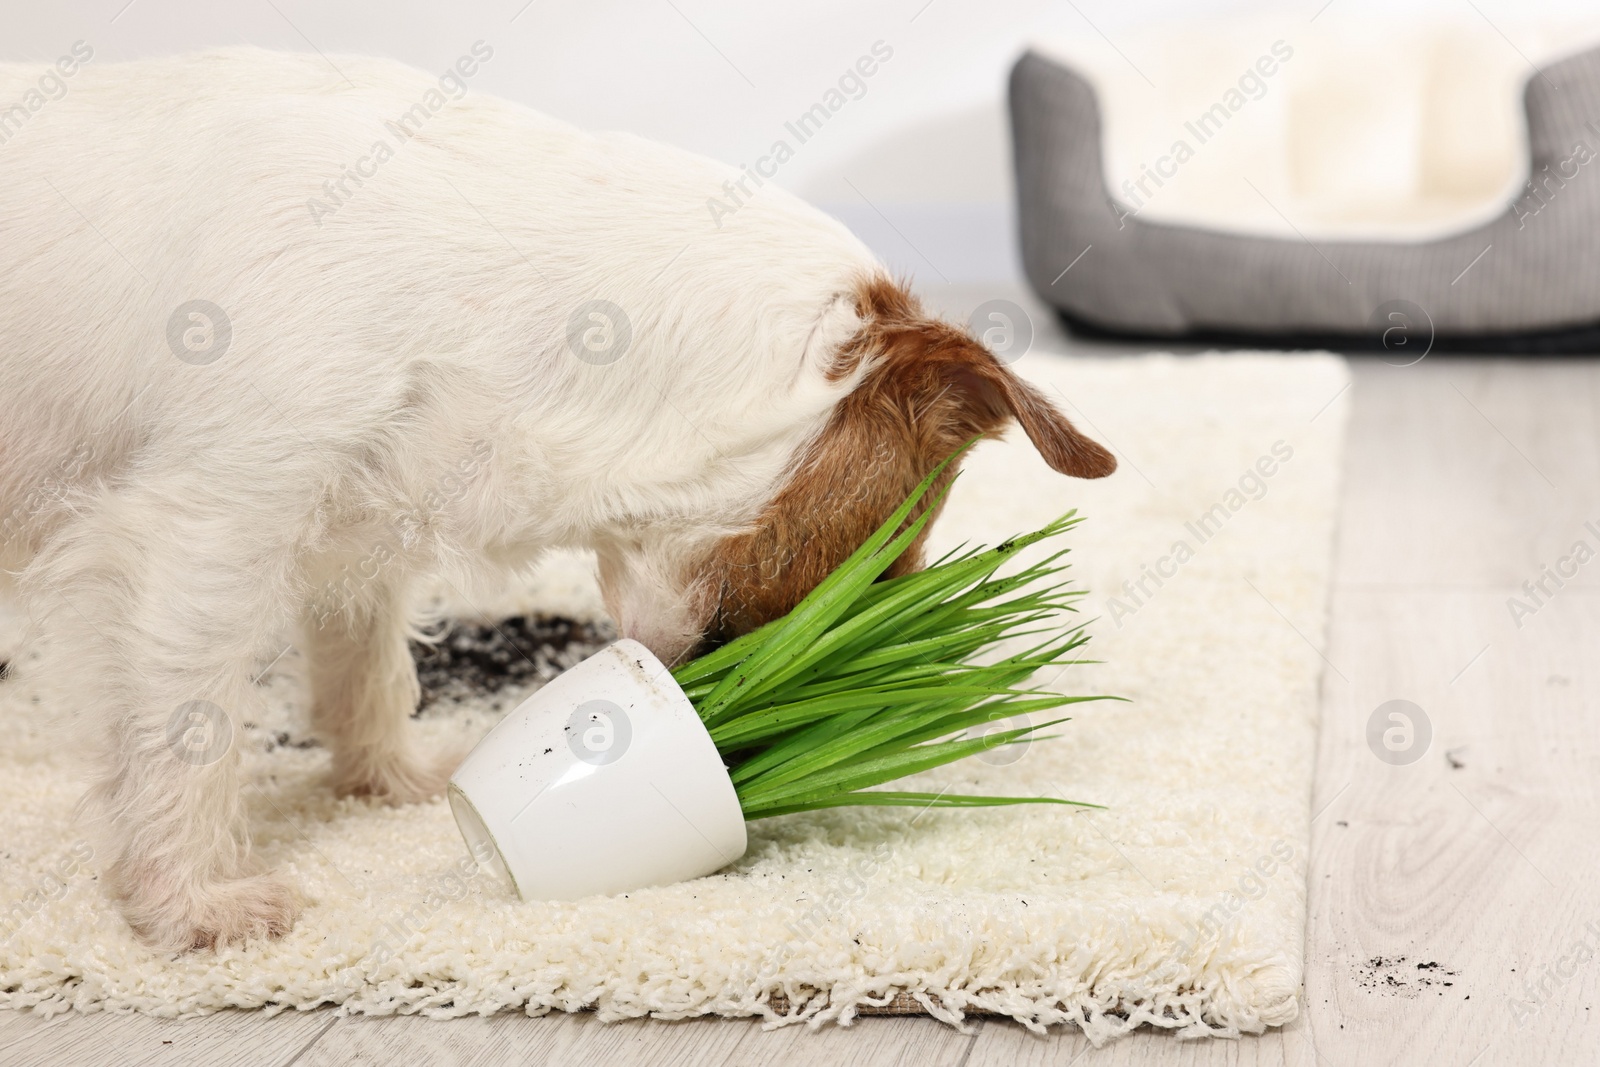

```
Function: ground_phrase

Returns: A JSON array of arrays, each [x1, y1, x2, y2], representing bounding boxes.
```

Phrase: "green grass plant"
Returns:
[[672, 444, 1113, 819]]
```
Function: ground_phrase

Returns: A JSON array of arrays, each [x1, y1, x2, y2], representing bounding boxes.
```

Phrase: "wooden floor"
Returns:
[[5, 345, 1598, 1064]]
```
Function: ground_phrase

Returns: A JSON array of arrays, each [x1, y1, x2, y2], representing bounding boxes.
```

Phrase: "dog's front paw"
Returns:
[[118, 866, 300, 952], [332, 748, 462, 806]]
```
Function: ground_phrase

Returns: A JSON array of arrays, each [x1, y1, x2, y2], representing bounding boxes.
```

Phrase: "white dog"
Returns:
[[0, 46, 1115, 950]]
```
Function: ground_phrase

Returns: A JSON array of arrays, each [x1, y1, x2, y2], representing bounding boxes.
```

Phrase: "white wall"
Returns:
[[6, 0, 1596, 283]]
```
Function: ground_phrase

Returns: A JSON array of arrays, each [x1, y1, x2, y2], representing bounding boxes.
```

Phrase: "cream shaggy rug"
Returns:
[[0, 350, 1349, 1044]]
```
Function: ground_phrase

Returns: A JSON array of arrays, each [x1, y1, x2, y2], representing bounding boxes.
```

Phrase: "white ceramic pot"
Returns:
[[447, 638, 748, 901]]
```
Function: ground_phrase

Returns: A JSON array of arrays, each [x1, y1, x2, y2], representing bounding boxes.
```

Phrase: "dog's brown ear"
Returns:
[[948, 351, 1117, 479]]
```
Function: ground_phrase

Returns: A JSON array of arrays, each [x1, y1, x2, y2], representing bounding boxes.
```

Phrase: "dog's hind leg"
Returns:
[[22, 478, 302, 950]]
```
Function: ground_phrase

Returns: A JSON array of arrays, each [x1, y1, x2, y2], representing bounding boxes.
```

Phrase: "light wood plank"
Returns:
[[716, 1012, 976, 1066], [0, 1007, 335, 1067], [968, 1014, 1319, 1066], [1302, 584, 1600, 1066], [1298, 355, 1600, 1067], [298, 1009, 975, 1067], [1336, 357, 1600, 588], [296, 1011, 597, 1067]]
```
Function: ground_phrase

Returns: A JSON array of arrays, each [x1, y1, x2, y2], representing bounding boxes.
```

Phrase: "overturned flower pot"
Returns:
[[448, 638, 747, 901]]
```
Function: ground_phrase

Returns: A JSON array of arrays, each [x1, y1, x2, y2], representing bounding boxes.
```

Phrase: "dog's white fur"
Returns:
[[0, 48, 885, 949]]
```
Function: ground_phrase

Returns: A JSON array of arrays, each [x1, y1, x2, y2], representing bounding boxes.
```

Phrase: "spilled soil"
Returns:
[[1354, 956, 1462, 999], [410, 615, 614, 711]]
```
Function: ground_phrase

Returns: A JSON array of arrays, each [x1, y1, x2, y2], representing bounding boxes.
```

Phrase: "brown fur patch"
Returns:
[[696, 275, 1116, 646]]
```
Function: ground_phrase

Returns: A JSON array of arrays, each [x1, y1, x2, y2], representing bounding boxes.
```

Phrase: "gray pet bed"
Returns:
[[1009, 45, 1600, 350]]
